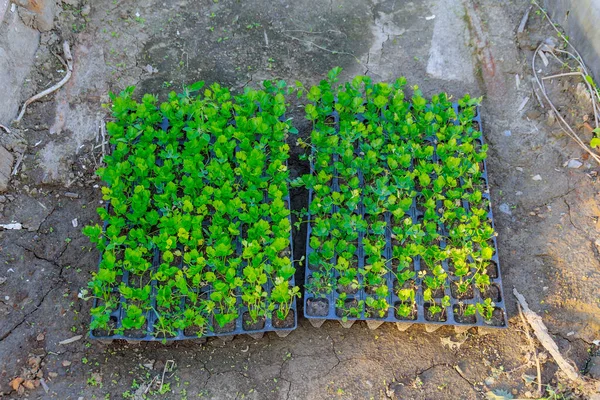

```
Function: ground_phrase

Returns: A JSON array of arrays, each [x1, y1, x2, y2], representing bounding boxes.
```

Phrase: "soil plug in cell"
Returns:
[[84, 81, 298, 341], [297, 68, 507, 331]]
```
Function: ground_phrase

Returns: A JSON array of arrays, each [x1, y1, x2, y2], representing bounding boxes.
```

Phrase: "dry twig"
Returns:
[[280, 32, 367, 71], [528, 1, 600, 164], [159, 360, 174, 393], [518, 5, 533, 34], [513, 288, 581, 382], [15, 41, 74, 123], [518, 302, 542, 396], [531, 43, 600, 164], [11, 152, 24, 176]]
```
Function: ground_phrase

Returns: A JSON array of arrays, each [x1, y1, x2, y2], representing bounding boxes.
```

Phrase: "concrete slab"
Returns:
[[0, 145, 13, 192], [544, 0, 600, 81], [0, 0, 9, 24], [426, 0, 475, 83], [0, 11, 39, 125]]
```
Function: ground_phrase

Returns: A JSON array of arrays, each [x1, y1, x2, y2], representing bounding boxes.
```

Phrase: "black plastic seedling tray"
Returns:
[[90, 207, 296, 342], [90, 118, 297, 342], [303, 104, 507, 332]]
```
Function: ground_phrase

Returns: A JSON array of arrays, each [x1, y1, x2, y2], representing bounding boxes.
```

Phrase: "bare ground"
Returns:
[[0, 0, 599, 399]]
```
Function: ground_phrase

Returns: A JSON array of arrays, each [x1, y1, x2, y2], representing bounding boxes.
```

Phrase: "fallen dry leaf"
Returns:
[[28, 356, 41, 368], [10, 377, 23, 390], [22, 379, 37, 390], [58, 335, 82, 345]]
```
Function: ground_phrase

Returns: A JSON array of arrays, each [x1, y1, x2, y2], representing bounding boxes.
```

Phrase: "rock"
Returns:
[[504, 130, 511, 136], [16, 0, 56, 32], [499, 203, 512, 215], [525, 110, 541, 120], [575, 82, 592, 109], [61, 360, 71, 367], [145, 64, 158, 74], [516, 191, 523, 196], [589, 356, 600, 380], [546, 111, 556, 126], [0, 5, 40, 124], [532, 174, 542, 181], [0, 195, 6, 202], [80, 4, 90, 16], [566, 159, 583, 169], [0, 145, 14, 192]]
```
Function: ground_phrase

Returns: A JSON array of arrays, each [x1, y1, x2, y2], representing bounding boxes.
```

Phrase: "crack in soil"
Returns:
[[562, 198, 585, 233], [0, 244, 68, 342], [535, 187, 576, 209], [36, 206, 57, 232], [17, 243, 66, 275], [0, 285, 56, 342], [415, 362, 484, 396]]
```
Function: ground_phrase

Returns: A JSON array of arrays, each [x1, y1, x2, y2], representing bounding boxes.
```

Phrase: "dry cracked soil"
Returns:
[[1, 0, 600, 399]]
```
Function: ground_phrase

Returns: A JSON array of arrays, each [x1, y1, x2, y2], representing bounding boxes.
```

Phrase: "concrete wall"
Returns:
[[543, 0, 600, 81]]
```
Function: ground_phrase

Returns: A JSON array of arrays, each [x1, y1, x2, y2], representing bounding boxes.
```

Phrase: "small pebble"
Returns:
[[532, 174, 542, 181], [516, 191, 523, 196], [516, 167, 523, 172], [566, 159, 582, 169], [81, 4, 91, 16], [504, 130, 512, 137], [499, 203, 512, 215]]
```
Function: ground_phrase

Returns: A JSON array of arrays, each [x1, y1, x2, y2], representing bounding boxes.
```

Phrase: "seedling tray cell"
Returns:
[[304, 103, 507, 330]]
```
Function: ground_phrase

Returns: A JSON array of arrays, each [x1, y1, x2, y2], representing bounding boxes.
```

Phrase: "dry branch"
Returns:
[[15, 41, 73, 123], [517, 302, 542, 396], [513, 288, 581, 382]]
